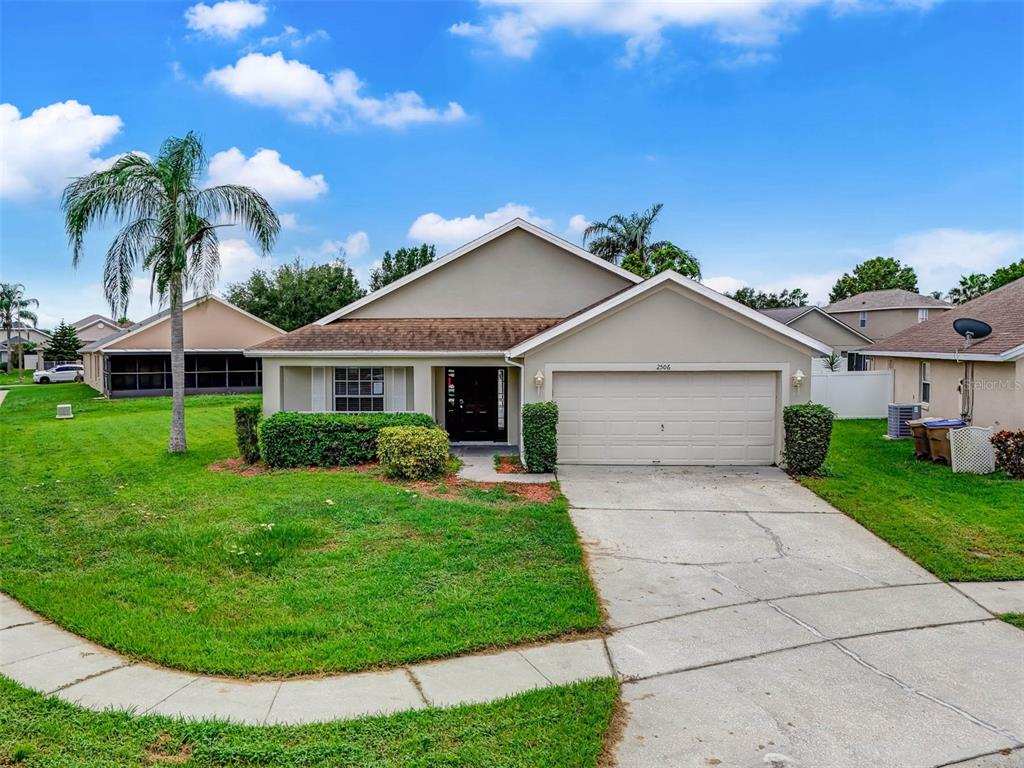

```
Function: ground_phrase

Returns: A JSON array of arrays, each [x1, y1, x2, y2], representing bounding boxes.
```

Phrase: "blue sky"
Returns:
[[2, 0, 1022, 326]]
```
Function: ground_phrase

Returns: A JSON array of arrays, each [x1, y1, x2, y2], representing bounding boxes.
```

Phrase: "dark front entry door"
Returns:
[[445, 367, 507, 441]]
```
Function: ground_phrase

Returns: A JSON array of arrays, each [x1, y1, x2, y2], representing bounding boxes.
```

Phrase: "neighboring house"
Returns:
[[1, 323, 50, 366], [80, 295, 285, 397], [861, 278, 1024, 430], [824, 289, 951, 341], [759, 306, 873, 369], [246, 219, 830, 466], [71, 314, 120, 343]]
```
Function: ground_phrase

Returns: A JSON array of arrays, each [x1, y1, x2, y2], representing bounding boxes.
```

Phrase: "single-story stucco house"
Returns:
[[81, 295, 285, 397], [861, 278, 1023, 431], [759, 306, 873, 370], [246, 219, 831, 466], [824, 288, 952, 342]]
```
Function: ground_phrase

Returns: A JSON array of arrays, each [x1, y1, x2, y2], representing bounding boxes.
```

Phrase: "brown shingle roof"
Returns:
[[247, 318, 564, 353], [824, 288, 951, 312], [861, 278, 1024, 358]]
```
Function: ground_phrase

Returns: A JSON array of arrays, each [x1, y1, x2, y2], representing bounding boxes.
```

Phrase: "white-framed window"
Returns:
[[858, 311, 867, 328], [334, 367, 384, 412], [920, 361, 931, 403], [917, 308, 929, 322]]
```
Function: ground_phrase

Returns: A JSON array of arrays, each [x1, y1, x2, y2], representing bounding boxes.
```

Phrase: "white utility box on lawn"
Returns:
[[950, 426, 995, 474], [56, 403, 74, 420]]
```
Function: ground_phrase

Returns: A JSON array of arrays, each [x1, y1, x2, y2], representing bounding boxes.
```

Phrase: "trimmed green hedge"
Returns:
[[234, 403, 262, 464], [523, 402, 559, 473], [378, 426, 450, 480], [783, 403, 835, 475], [259, 411, 436, 468]]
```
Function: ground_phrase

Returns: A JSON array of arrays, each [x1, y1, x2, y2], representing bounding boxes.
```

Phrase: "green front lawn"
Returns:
[[802, 419, 1024, 581], [0, 367, 31, 385], [0, 385, 600, 676], [0, 675, 618, 768]]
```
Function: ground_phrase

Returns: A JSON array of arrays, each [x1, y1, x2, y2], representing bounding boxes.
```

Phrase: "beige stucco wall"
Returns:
[[830, 307, 949, 342], [520, 283, 816, 464], [76, 322, 117, 343], [788, 311, 868, 356], [82, 351, 103, 391], [259, 356, 522, 444], [107, 299, 283, 350], [872, 355, 1022, 430], [345, 229, 634, 319]]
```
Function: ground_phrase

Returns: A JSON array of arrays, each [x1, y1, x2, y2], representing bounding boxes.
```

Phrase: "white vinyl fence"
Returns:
[[811, 370, 893, 418]]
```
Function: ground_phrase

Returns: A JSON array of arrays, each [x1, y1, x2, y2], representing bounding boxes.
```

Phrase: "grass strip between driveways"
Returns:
[[0, 675, 619, 768], [0, 385, 600, 676], [801, 419, 1024, 582]]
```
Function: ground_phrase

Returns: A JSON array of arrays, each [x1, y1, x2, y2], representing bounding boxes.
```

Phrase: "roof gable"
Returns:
[[509, 271, 833, 357], [824, 288, 951, 313], [316, 219, 640, 324], [761, 306, 873, 344]]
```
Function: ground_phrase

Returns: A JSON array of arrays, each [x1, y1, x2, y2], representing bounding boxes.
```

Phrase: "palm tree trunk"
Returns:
[[168, 277, 187, 453], [4, 326, 10, 374]]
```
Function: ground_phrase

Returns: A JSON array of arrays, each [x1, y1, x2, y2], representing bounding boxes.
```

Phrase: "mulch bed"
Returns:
[[494, 455, 526, 474]]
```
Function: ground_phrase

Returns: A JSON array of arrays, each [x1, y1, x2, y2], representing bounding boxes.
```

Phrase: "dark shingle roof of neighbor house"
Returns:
[[758, 307, 810, 325], [861, 278, 1024, 359], [247, 318, 564, 353], [824, 288, 951, 313]]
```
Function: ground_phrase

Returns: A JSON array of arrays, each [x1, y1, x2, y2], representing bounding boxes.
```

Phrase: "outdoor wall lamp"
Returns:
[[533, 370, 545, 388], [791, 369, 806, 388]]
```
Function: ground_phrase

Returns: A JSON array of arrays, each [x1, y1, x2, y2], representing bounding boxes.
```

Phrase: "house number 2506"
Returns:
[[656, 364, 671, 371]]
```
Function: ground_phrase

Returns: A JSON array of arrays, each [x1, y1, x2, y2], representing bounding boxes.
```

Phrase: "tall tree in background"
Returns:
[[369, 244, 435, 291], [63, 132, 279, 453], [0, 282, 39, 377], [946, 259, 1024, 304], [829, 257, 918, 303], [226, 257, 365, 331], [726, 287, 809, 310], [583, 204, 700, 279], [45, 320, 84, 361], [622, 243, 702, 280]]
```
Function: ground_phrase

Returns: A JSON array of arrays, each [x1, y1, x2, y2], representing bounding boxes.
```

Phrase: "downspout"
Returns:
[[504, 353, 526, 464]]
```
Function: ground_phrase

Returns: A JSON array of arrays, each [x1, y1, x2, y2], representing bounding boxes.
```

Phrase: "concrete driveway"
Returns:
[[559, 465, 1024, 768]]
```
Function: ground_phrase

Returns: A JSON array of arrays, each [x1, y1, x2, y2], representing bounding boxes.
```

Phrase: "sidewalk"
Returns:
[[0, 593, 610, 725], [452, 444, 555, 484]]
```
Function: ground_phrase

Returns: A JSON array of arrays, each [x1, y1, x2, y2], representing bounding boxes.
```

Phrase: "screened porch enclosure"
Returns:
[[104, 353, 263, 396]]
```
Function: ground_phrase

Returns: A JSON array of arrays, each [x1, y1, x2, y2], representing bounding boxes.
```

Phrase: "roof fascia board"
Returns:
[[797, 307, 874, 343], [860, 349, 1009, 362], [509, 271, 833, 357], [245, 350, 507, 358], [314, 219, 642, 325]]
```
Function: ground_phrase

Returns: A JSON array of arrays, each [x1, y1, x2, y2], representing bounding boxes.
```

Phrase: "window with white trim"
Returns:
[[917, 308, 929, 322], [334, 367, 384, 412], [858, 311, 867, 328], [920, 361, 931, 403]]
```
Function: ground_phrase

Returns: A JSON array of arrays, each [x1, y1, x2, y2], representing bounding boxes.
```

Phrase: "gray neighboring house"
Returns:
[[824, 289, 952, 342], [71, 314, 121, 344], [246, 219, 831, 466], [1, 322, 51, 366], [759, 306, 873, 369]]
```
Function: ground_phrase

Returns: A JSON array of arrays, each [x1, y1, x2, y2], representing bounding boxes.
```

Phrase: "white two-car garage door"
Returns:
[[554, 371, 777, 465]]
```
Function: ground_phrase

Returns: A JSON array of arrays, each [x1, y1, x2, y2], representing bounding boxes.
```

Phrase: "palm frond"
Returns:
[[195, 185, 280, 254]]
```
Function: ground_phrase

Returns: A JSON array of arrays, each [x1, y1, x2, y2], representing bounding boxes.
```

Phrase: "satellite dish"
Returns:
[[953, 318, 992, 340]]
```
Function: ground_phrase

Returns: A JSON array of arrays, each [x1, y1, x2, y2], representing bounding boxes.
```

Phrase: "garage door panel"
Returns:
[[554, 371, 777, 466]]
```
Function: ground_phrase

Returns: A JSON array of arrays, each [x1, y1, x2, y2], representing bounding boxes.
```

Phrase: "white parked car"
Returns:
[[33, 365, 84, 384]]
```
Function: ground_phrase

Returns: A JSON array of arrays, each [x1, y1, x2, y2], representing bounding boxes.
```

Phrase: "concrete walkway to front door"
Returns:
[[560, 465, 1024, 768]]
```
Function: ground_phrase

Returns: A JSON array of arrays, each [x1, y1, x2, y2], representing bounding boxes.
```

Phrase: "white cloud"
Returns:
[[251, 25, 329, 51], [205, 52, 467, 128], [450, 1, 939, 64], [185, 0, 266, 39], [215, 238, 272, 288], [703, 271, 843, 305], [407, 203, 553, 246], [295, 233, 370, 261], [278, 213, 300, 230], [0, 100, 125, 200], [886, 228, 1024, 291], [339, 231, 370, 258], [206, 147, 328, 202], [566, 214, 590, 239]]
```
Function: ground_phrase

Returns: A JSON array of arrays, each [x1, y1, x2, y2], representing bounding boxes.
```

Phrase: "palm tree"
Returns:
[[62, 132, 279, 453], [947, 273, 991, 304], [0, 283, 39, 379], [583, 203, 669, 268]]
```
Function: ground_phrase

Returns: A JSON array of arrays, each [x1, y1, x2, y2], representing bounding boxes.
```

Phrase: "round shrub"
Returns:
[[523, 401, 559, 473], [783, 403, 835, 475], [377, 426, 450, 480], [991, 430, 1024, 479]]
